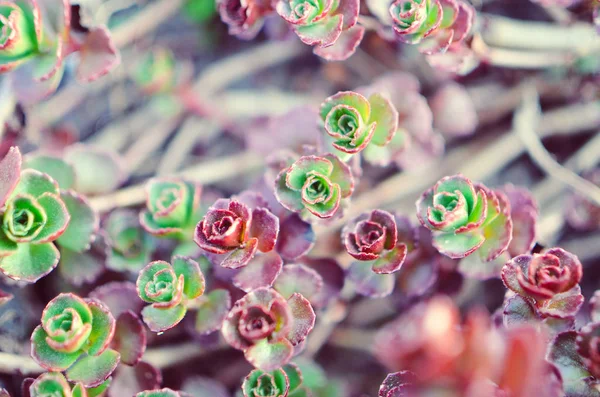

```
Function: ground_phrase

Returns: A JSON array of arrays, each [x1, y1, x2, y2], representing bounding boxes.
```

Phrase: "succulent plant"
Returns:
[[416, 174, 512, 260], [389, 0, 474, 55], [319, 91, 399, 162], [0, 0, 119, 104], [194, 197, 279, 269], [31, 293, 120, 387], [217, 0, 274, 39], [27, 372, 89, 397], [274, 154, 354, 219], [275, 0, 364, 60], [0, 148, 72, 282], [136, 389, 191, 397], [136, 257, 206, 332], [502, 248, 584, 318], [242, 364, 309, 397], [222, 288, 315, 371], [140, 178, 202, 239], [104, 209, 154, 273], [343, 210, 416, 274]]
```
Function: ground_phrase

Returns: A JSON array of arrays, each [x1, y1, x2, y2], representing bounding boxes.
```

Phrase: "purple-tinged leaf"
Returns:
[[90, 282, 144, 318], [250, 208, 279, 253], [195, 289, 231, 335], [301, 257, 344, 308], [112, 311, 146, 366], [538, 286, 584, 319], [233, 251, 283, 293], [313, 25, 365, 61], [276, 214, 315, 260], [372, 245, 407, 274], [76, 26, 120, 83], [590, 291, 600, 323], [245, 338, 294, 372], [287, 293, 316, 346], [379, 371, 416, 397], [503, 294, 538, 327], [549, 331, 600, 396], [110, 362, 162, 397], [221, 238, 259, 269], [274, 264, 323, 302], [347, 261, 395, 298]]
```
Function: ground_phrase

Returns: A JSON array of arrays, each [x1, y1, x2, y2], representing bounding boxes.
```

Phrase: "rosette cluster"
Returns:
[[31, 293, 120, 387], [217, 0, 274, 40], [222, 288, 315, 371], [194, 197, 279, 269], [104, 209, 154, 273], [136, 257, 206, 332], [274, 154, 354, 219], [416, 174, 512, 261], [319, 91, 399, 162], [242, 364, 309, 397]]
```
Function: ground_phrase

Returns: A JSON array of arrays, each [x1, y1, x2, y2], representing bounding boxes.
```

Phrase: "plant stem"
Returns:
[[89, 151, 264, 212], [0, 342, 220, 376]]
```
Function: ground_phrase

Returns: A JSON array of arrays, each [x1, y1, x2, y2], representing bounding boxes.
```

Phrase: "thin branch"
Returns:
[[514, 88, 600, 206], [89, 151, 264, 213]]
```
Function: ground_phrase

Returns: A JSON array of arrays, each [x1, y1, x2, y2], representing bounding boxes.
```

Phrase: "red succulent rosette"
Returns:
[[502, 248, 584, 319], [577, 323, 600, 379], [342, 210, 415, 274], [194, 198, 279, 269], [217, 0, 274, 40], [221, 287, 315, 371]]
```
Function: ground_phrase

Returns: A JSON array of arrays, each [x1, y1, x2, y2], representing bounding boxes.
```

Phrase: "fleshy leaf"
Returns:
[[59, 247, 104, 286], [66, 348, 121, 388], [432, 231, 485, 259], [294, 14, 343, 47], [287, 293, 316, 346], [538, 286, 584, 319], [31, 325, 80, 371], [195, 289, 231, 335], [274, 264, 323, 301], [76, 26, 120, 83], [233, 251, 283, 293], [56, 190, 98, 252], [112, 311, 146, 366], [0, 242, 59, 282], [371, 245, 407, 274], [368, 93, 399, 146], [0, 147, 21, 207], [172, 256, 205, 300], [313, 25, 365, 61], [11, 169, 59, 198], [111, 361, 162, 396], [347, 261, 395, 297], [276, 214, 315, 260], [87, 378, 111, 397], [85, 299, 116, 356], [503, 294, 538, 327], [23, 154, 75, 190], [245, 338, 294, 372], [221, 238, 259, 269], [250, 208, 279, 253], [64, 145, 125, 195], [89, 281, 144, 318], [141, 303, 187, 333], [33, 193, 70, 243], [135, 389, 180, 397]]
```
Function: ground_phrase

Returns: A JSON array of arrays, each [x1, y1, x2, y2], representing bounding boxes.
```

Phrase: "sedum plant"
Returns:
[[222, 287, 315, 371], [31, 293, 120, 387], [194, 197, 279, 269], [274, 154, 354, 219], [319, 91, 399, 162], [217, 0, 274, 40], [104, 209, 154, 273], [0, 0, 119, 104], [26, 372, 95, 397], [416, 174, 512, 260], [242, 364, 309, 397], [136, 257, 206, 332], [140, 178, 202, 239]]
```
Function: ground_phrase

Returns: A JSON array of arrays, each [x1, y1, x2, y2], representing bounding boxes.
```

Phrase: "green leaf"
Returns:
[[432, 231, 485, 259], [29, 372, 71, 396], [72, 382, 87, 397], [85, 299, 116, 356], [135, 389, 181, 397], [24, 154, 75, 190], [31, 325, 80, 371], [368, 93, 398, 146], [66, 349, 121, 388], [172, 255, 205, 300], [56, 190, 98, 252], [0, 229, 17, 256], [87, 377, 112, 397], [245, 338, 294, 372], [283, 364, 303, 392], [65, 145, 125, 195], [11, 169, 59, 198], [0, 242, 59, 282], [141, 303, 187, 333], [34, 193, 70, 243], [42, 293, 93, 325], [137, 261, 172, 302]]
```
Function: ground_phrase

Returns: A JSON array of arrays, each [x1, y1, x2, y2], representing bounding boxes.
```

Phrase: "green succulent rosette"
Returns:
[[390, 0, 442, 44], [319, 91, 399, 162], [31, 293, 120, 388], [28, 372, 89, 397], [104, 209, 154, 273], [0, 148, 72, 282], [274, 154, 354, 219], [242, 364, 311, 397], [140, 178, 202, 239], [133, 47, 190, 96], [416, 174, 513, 261], [136, 256, 206, 332]]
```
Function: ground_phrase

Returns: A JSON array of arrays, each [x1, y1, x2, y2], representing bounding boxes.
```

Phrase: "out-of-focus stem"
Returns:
[[329, 328, 376, 353], [89, 151, 263, 212]]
